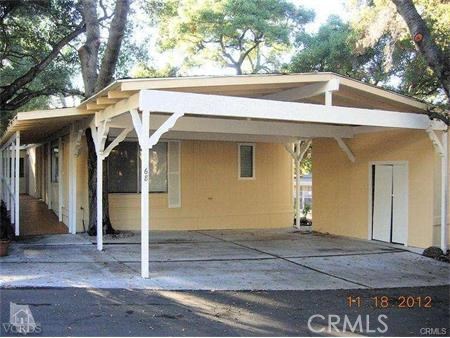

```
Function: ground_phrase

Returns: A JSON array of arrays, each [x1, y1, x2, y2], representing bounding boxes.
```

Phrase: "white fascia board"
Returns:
[[139, 90, 442, 130]]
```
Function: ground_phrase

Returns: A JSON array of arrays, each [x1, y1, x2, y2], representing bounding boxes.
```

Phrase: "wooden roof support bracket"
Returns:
[[334, 137, 356, 163]]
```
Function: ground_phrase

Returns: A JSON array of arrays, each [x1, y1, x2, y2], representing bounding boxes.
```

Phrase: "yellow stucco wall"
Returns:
[[313, 129, 436, 248], [107, 140, 293, 230]]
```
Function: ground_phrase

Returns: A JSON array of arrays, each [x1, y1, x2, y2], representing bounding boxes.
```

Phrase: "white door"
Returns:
[[392, 165, 408, 244], [372, 165, 393, 242], [372, 164, 408, 244]]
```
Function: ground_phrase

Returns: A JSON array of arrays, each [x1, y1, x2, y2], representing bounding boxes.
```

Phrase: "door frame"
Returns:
[[368, 161, 409, 246]]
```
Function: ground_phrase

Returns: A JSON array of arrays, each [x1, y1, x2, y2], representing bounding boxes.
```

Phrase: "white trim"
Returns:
[[140, 110, 150, 278], [238, 143, 256, 180], [58, 137, 63, 222], [136, 90, 443, 130], [368, 161, 409, 246], [14, 131, 20, 236]]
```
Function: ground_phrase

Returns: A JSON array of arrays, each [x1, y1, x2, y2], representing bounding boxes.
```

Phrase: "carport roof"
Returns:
[[0, 72, 434, 145]]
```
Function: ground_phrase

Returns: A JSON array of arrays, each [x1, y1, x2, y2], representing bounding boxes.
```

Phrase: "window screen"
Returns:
[[239, 144, 254, 178], [108, 141, 138, 193]]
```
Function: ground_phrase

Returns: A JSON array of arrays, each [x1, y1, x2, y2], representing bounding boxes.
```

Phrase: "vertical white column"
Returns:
[[68, 126, 78, 234], [96, 148, 103, 251], [11, 141, 15, 224], [47, 143, 51, 209], [6, 147, 10, 211], [141, 110, 150, 278], [441, 132, 448, 252], [15, 131, 20, 236], [295, 159, 301, 228], [58, 137, 63, 222]]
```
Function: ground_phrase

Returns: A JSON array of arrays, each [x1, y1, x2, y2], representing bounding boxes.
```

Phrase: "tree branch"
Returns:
[[0, 22, 85, 109], [95, 0, 131, 92], [391, 0, 450, 99]]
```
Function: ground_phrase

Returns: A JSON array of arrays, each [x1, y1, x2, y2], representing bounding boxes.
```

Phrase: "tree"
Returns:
[[286, 16, 392, 85], [391, 0, 449, 99], [147, 0, 314, 74], [78, 0, 131, 235], [0, 0, 85, 115], [350, 0, 450, 106]]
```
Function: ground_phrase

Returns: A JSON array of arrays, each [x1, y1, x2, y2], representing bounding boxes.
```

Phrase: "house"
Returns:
[[1, 72, 448, 278]]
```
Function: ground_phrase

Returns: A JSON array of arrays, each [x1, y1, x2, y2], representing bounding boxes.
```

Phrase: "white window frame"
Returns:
[[238, 143, 255, 180]]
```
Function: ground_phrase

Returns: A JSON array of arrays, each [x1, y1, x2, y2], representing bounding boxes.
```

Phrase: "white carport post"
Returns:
[[427, 128, 449, 252], [128, 107, 184, 278], [10, 137, 15, 225], [14, 131, 20, 236], [285, 140, 311, 229], [441, 132, 448, 252], [140, 110, 150, 278], [91, 118, 110, 251]]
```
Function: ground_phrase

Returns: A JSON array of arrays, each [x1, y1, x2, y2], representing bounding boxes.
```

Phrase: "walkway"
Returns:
[[19, 195, 68, 236]]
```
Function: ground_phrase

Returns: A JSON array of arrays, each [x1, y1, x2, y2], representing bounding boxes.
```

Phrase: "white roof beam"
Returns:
[[136, 90, 444, 130], [108, 114, 354, 138], [262, 79, 339, 102]]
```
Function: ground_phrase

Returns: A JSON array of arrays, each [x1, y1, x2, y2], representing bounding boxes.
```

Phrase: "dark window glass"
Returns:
[[108, 141, 138, 193], [239, 145, 254, 178], [19, 158, 24, 178]]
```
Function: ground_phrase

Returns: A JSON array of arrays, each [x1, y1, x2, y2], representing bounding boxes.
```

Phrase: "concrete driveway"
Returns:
[[1, 229, 448, 290]]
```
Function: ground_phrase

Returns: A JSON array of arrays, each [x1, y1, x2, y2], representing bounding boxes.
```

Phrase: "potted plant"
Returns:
[[298, 205, 312, 232], [0, 238, 10, 257]]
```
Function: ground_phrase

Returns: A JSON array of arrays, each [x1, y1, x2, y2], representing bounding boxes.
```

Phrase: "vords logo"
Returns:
[[308, 314, 388, 334], [2, 302, 42, 334]]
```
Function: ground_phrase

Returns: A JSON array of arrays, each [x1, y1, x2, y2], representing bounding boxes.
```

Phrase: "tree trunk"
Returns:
[[391, 0, 450, 99], [85, 128, 115, 235], [79, 0, 131, 236]]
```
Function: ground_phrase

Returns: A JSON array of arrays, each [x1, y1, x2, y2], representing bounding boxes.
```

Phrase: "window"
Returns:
[[108, 141, 138, 193], [238, 144, 255, 179], [51, 146, 59, 183], [144, 142, 168, 193], [107, 141, 168, 193]]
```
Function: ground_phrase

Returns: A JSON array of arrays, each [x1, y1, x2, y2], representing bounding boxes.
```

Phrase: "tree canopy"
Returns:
[[147, 0, 314, 74]]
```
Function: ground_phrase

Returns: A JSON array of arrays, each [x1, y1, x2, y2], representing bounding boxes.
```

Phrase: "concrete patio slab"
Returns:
[[0, 262, 160, 289], [82, 230, 220, 245], [221, 232, 401, 258], [289, 251, 450, 288], [1, 229, 449, 290], [17, 233, 91, 246], [123, 259, 363, 290], [106, 241, 272, 262], [1, 244, 115, 263]]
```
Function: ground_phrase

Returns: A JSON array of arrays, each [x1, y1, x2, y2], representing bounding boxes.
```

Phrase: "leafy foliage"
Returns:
[[350, 0, 450, 104], [0, 0, 83, 113], [286, 16, 393, 86], [147, 0, 314, 74]]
